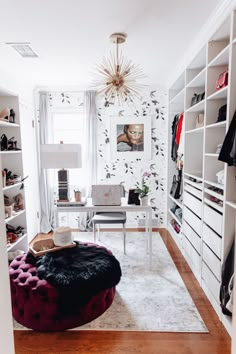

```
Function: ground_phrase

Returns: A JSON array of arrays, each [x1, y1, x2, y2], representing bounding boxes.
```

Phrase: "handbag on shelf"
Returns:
[[216, 70, 228, 91], [173, 170, 182, 200], [195, 113, 204, 128], [191, 92, 205, 106], [191, 94, 198, 106], [216, 104, 227, 122], [170, 175, 177, 196]]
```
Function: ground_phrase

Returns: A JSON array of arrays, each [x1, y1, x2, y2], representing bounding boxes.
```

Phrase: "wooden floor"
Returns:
[[14, 229, 231, 354]]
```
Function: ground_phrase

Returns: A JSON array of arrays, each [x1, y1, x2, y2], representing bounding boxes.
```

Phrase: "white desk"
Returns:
[[55, 198, 153, 264]]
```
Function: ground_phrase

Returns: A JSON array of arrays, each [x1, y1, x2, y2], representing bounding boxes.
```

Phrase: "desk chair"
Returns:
[[92, 212, 127, 254]]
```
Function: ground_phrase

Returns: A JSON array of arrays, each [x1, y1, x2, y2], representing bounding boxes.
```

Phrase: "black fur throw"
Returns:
[[26, 242, 121, 315]]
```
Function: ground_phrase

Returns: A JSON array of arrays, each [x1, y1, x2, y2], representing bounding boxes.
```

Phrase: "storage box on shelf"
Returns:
[[0, 95, 28, 253]]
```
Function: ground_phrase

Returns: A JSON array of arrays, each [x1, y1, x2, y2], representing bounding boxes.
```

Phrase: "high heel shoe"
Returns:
[[0, 107, 10, 122], [9, 109, 15, 123]]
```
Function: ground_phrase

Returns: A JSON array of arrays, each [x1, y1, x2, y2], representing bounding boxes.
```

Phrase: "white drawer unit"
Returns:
[[183, 220, 201, 254], [183, 191, 202, 217], [202, 262, 221, 303], [203, 223, 222, 259], [183, 206, 202, 236], [203, 204, 223, 236], [183, 235, 201, 273], [202, 243, 221, 281]]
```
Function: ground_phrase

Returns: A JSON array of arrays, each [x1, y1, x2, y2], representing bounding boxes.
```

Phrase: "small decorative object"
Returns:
[[53, 226, 73, 247], [135, 172, 151, 205], [74, 190, 81, 202]]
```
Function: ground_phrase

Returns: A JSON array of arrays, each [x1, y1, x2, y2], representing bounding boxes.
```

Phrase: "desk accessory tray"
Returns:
[[29, 238, 76, 257]]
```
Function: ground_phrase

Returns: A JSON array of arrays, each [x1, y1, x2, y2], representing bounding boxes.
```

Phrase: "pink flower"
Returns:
[[143, 172, 151, 178]]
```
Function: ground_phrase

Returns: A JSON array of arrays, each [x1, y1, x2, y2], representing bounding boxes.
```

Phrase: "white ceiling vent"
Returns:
[[6, 42, 38, 58]]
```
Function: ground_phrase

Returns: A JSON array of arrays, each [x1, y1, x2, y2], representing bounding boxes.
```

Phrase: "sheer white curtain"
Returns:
[[38, 92, 55, 232], [78, 90, 97, 230]]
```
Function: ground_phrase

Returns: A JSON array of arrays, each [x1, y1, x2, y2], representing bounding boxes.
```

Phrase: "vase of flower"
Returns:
[[140, 195, 149, 206]]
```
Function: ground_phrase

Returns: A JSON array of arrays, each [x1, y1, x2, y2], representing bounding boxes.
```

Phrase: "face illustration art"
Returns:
[[125, 124, 144, 145]]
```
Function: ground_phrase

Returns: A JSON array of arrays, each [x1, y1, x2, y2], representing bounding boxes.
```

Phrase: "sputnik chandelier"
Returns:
[[93, 32, 145, 104]]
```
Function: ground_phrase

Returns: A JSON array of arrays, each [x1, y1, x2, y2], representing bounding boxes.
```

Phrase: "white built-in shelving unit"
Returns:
[[168, 10, 236, 336], [0, 93, 28, 253]]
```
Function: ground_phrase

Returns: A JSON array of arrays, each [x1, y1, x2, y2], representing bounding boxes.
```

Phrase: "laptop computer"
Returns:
[[91, 185, 122, 206]]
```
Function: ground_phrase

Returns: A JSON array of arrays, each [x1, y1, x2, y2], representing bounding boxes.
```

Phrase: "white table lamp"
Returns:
[[40, 143, 82, 201]]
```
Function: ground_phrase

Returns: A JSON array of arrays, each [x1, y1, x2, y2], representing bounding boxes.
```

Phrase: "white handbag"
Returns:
[[195, 113, 204, 128]]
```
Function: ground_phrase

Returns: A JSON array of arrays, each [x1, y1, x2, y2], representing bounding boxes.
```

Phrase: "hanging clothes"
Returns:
[[219, 111, 236, 166], [171, 114, 179, 162], [175, 113, 184, 146]]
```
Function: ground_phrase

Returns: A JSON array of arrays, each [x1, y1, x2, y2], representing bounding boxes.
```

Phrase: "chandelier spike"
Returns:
[[92, 32, 146, 105]]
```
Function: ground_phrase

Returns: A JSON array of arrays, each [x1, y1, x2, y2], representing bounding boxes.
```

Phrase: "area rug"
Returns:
[[13, 232, 208, 332]]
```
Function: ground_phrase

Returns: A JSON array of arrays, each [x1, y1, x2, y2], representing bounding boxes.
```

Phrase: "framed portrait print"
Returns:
[[110, 116, 151, 159]]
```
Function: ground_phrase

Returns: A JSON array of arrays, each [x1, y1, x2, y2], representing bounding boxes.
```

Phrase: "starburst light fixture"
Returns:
[[93, 32, 145, 104]]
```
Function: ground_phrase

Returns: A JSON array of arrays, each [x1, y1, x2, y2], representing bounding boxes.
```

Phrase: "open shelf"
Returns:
[[169, 87, 185, 105], [204, 180, 224, 190], [7, 233, 27, 251], [5, 209, 26, 223], [185, 99, 205, 113], [208, 44, 230, 67], [204, 198, 223, 213], [3, 182, 22, 191], [0, 121, 20, 128], [207, 86, 228, 100], [169, 194, 182, 208], [185, 126, 204, 134], [205, 187, 224, 201], [205, 121, 226, 129], [184, 172, 203, 181], [168, 209, 182, 225], [0, 150, 22, 155], [187, 68, 206, 88]]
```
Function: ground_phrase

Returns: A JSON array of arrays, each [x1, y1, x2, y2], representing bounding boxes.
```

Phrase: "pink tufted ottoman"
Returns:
[[9, 242, 121, 331]]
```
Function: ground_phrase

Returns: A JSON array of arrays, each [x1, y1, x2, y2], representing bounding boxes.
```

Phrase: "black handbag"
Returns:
[[216, 104, 227, 122], [191, 92, 205, 106], [170, 175, 177, 195], [173, 170, 182, 200]]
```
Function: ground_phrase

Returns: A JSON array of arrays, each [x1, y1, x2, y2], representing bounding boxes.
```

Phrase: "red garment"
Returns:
[[175, 113, 184, 145]]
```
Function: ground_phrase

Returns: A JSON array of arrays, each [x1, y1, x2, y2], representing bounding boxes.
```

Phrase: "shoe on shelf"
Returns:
[[0, 107, 10, 122], [9, 109, 15, 123]]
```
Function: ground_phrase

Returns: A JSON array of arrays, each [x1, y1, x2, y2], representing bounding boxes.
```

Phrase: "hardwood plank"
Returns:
[[14, 229, 231, 354]]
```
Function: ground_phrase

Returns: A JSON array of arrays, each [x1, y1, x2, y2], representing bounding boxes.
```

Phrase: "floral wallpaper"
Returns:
[[96, 86, 168, 227], [48, 87, 168, 227]]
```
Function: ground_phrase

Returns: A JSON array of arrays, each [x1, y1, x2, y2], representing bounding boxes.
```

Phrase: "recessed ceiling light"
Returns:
[[5, 42, 38, 58]]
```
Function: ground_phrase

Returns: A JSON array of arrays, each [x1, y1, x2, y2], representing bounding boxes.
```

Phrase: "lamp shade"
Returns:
[[40, 144, 82, 169]]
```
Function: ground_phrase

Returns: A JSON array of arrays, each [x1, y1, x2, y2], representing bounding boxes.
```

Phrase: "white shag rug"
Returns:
[[14, 232, 207, 332]]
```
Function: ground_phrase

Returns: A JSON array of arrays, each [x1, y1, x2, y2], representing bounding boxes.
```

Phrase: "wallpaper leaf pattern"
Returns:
[[97, 86, 167, 227]]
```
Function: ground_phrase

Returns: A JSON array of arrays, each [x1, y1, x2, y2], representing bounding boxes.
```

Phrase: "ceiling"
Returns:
[[0, 0, 226, 89]]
